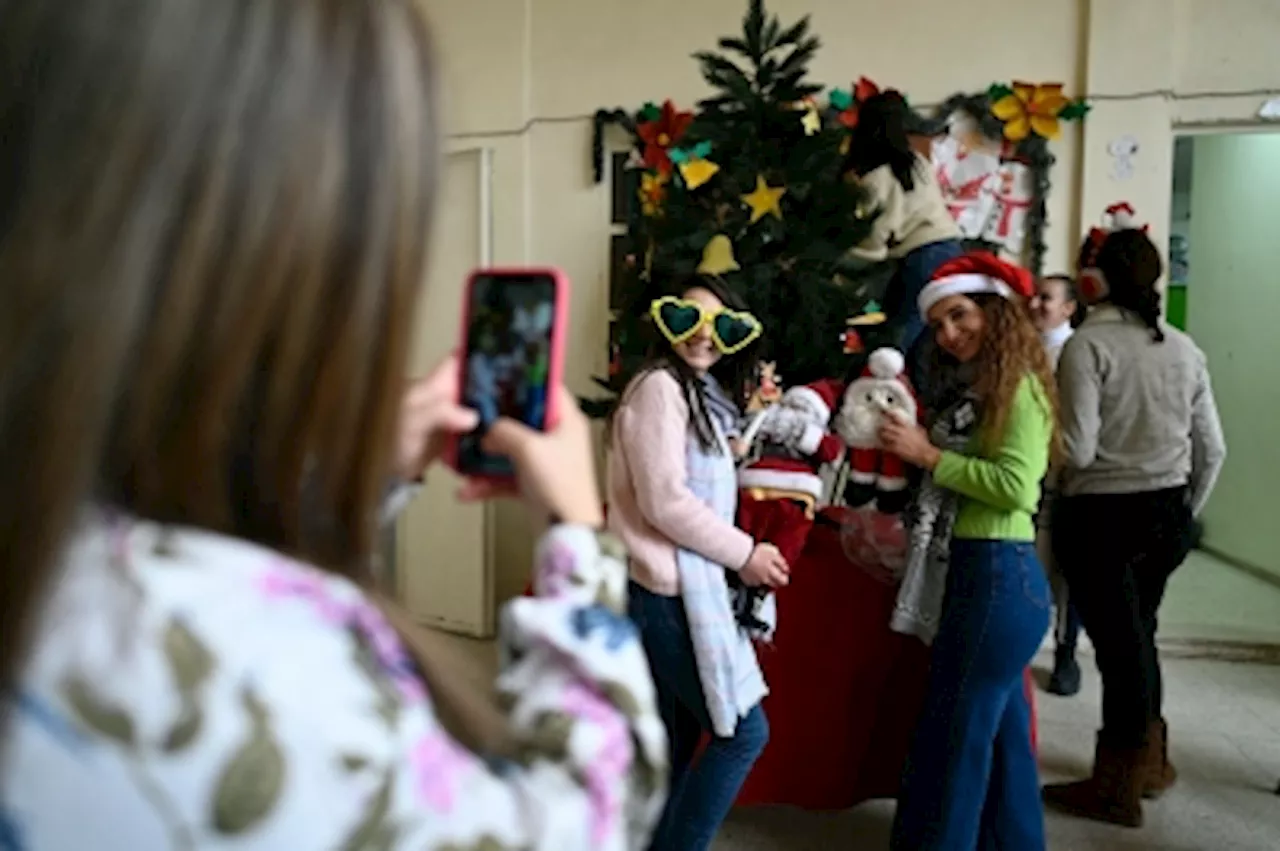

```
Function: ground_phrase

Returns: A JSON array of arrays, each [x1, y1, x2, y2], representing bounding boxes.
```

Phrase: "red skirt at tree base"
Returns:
[[735, 507, 1038, 810]]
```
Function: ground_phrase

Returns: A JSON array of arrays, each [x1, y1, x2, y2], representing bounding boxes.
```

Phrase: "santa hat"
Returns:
[[783, 378, 842, 423], [861, 347, 905, 382], [917, 251, 1035, 319], [1079, 202, 1150, 303]]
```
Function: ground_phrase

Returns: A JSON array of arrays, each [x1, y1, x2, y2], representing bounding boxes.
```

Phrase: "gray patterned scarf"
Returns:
[[889, 389, 981, 645]]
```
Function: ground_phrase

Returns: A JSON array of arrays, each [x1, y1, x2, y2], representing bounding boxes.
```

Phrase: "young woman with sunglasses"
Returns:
[[607, 277, 789, 850]]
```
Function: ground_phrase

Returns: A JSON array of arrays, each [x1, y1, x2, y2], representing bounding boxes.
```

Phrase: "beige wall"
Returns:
[[407, 0, 1280, 631]]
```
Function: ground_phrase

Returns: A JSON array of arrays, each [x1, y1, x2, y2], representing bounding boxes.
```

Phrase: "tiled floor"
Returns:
[[713, 650, 1280, 850], [427, 549, 1280, 850]]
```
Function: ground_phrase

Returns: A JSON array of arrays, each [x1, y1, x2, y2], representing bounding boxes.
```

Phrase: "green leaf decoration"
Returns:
[[349, 627, 403, 730], [1059, 100, 1092, 121], [639, 102, 661, 122], [668, 147, 692, 165], [519, 711, 574, 764], [597, 532, 628, 565], [340, 754, 372, 773], [163, 618, 215, 694], [338, 768, 395, 851], [829, 89, 853, 110], [597, 680, 642, 720], [152, 528, 179, 558], [437, 837, 512, 851], [495, 691, 519, 714], [161, 698, 204, 753], [633, 748, 665, 800], [211, 688, 286, 835], [60, 673, 137, 747], [594, 582, 626, 615], [692, 141, 713, 159], [987, 82, 1015, 101], [863, 299, 882, 313]]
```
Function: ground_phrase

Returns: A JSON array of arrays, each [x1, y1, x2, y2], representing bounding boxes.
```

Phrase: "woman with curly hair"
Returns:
[[879, 252, 1057, 850]]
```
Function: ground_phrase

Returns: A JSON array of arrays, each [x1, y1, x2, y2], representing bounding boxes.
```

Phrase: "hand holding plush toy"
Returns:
[[833, 347, 920, 514]]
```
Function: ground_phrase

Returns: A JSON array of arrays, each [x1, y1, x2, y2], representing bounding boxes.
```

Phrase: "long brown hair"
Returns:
[[0, 0, 510, 754], [970, 295, 1064, 466]]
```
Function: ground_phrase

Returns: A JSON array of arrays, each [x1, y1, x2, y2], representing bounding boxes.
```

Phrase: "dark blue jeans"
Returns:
[[891, 540, 1050, 851], [896, 238, 966, 354], [628, 582, 769, 851]]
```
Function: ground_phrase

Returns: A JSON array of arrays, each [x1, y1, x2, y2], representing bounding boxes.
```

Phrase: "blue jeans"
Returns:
[[891, 540, 1050, 851], [896, 238, 966, 354], [628, 583, 768, 851]]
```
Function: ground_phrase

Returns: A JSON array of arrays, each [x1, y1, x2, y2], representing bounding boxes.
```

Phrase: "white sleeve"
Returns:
[[6, 527, 666, 851]]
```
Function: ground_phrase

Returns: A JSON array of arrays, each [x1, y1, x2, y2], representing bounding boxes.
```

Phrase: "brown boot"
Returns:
[[1043, 736, 1148, 828], [1143, 717, 1177, 798]]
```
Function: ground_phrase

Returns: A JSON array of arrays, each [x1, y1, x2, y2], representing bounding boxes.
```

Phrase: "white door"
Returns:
[[397, 148, 497, 636]]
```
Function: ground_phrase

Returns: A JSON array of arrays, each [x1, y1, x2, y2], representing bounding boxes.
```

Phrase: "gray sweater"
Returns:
[[1057, 306, 1226, 516]]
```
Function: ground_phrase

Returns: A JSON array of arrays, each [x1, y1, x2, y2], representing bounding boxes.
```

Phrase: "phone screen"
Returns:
[[457, 272, 557, 477]]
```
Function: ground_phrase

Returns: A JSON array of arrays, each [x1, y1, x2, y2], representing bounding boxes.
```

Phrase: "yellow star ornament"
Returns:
[[741, 175, 786, 224]]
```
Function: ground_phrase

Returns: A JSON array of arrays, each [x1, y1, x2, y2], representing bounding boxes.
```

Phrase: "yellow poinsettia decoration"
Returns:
[[638, 172, 668, 217], [991, 81, 1071, 141]]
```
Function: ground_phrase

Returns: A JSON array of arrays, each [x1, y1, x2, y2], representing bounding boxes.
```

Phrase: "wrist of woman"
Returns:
[[920, 445, 944, 471]]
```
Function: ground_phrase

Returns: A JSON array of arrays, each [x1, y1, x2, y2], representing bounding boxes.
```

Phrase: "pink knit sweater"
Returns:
[[606, 370, 756, 596]]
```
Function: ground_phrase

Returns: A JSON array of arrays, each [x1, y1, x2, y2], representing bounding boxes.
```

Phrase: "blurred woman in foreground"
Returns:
[[0, 2, 665, 848]]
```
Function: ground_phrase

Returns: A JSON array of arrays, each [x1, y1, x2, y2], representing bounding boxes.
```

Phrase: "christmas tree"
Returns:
[[586, 0, 893, 417]]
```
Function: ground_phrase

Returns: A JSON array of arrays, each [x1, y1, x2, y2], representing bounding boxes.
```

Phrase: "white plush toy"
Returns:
[[833, 347, 920, 513]]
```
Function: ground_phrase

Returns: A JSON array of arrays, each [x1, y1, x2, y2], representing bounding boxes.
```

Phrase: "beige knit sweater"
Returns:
[[851, 153, 961, 262]]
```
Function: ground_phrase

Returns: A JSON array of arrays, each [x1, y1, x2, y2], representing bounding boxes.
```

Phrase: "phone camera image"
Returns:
[[458, 273, 556, 477]]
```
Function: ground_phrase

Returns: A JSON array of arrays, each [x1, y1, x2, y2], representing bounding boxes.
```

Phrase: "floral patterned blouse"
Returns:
[[1, 511, 667, 850]]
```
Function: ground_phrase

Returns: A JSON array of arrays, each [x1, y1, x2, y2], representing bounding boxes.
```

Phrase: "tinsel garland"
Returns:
[[591, 108, 635, 183]]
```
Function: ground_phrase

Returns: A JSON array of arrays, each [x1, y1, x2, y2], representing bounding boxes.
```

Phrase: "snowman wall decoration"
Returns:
[[833, 348, 921, 514]]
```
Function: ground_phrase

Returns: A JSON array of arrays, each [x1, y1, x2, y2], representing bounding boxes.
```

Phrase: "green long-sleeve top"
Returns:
[[932, 374, 1052, 542]]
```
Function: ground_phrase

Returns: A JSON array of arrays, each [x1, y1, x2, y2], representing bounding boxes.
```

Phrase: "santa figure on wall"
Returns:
[[833, 347, 921, 515], [982, 161, 1036, 258]]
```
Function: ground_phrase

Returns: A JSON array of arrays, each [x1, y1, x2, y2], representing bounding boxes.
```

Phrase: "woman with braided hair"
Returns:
[[1043, 210, 1227, 828]]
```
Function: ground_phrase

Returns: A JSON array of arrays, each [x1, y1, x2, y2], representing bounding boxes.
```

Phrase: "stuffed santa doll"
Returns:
[[833, 347, 920, 514], [731, 379, 845, 631]]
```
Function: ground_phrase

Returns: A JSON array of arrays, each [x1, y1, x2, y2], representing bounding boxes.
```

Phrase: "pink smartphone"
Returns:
[[450, 268, 569, 481]]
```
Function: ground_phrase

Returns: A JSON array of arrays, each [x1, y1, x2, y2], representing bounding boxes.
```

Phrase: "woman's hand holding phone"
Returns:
[[401, 356, 601, 528], [396, 355, 479, 481], [458, 386, 604, 529]]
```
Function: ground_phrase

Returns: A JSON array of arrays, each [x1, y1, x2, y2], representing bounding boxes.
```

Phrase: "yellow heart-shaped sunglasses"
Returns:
[[650, 296, 763, 355]]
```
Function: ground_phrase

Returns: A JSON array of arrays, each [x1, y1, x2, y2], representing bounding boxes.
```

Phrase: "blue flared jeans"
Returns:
[[891, 539, 1050, 851]]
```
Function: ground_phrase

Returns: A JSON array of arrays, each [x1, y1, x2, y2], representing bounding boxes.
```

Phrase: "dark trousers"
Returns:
[[1057, 600, 1082, 654], [1053, 487, 1194, 749], [891, 540, 1050, 851], [628, 583, 769, 851]]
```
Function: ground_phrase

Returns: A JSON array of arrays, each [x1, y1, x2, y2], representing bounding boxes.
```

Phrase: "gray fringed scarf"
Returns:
[[890, 389, 982, 645]]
